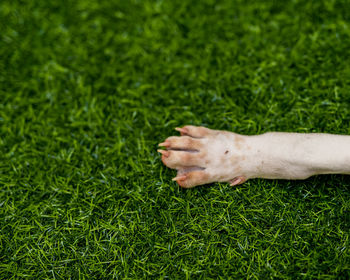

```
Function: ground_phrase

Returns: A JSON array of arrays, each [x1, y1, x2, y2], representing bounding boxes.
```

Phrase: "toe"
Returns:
[[175, 125, 212, 138], [162, 136, 203, 151], [162, 150, 205, 169], [174, 170, 211, 188]]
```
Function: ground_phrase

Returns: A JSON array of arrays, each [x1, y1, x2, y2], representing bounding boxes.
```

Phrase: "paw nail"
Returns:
[[158, 141, 170, 147], [172, 175, 187, 181], [229, 176, 246, 186], [157, 149, 170, 157], [175, 127, 188, 135]]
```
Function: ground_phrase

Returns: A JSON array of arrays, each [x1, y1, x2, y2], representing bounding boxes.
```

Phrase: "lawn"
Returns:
[[1, 0, 350, 278]]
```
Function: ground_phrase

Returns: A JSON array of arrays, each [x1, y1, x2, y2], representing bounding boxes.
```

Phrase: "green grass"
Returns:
[[1, 0, 350, 278]]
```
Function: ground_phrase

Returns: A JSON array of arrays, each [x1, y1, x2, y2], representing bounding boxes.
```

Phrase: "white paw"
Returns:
[[158, 125, 251, 188]]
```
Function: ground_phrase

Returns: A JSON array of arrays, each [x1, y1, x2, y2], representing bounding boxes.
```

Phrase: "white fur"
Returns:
[[243, 132, 350, 180]]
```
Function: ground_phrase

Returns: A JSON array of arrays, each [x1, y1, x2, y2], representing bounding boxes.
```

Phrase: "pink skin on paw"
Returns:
[[158, 125, 249, 188]]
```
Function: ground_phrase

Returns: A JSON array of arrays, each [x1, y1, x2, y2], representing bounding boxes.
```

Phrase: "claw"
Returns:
[[172, 175, 187, 181], [175, 127, 188, 135], [157, 149, 170, 157], [229, 176, 246, 186], [158, 141, 170, 147]]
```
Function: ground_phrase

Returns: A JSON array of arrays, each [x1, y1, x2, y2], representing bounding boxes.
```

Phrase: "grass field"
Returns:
[[1, 0, 350, 278]]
